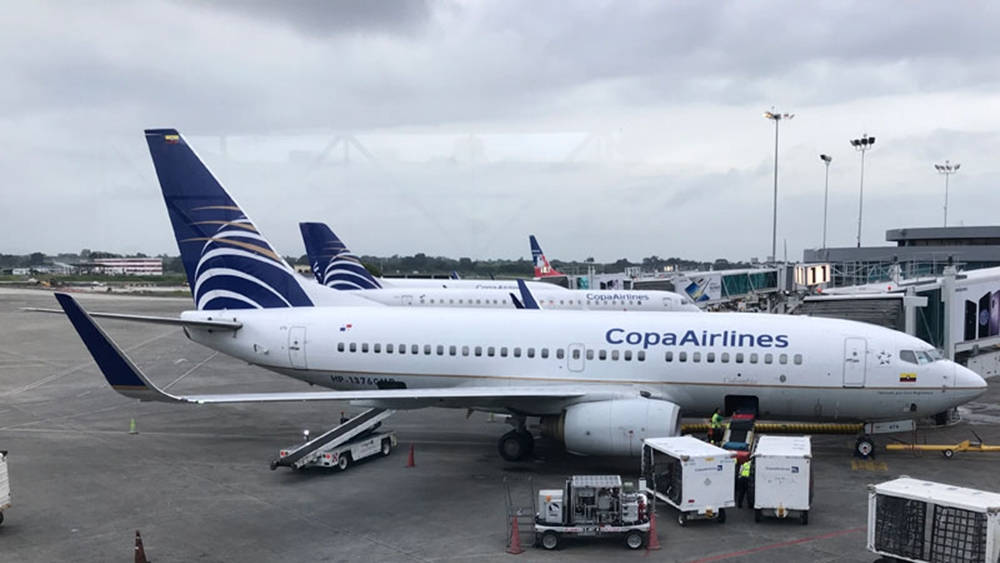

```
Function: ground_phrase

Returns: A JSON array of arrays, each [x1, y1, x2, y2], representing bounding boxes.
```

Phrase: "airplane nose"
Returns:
[[955, 363, 987, 395]]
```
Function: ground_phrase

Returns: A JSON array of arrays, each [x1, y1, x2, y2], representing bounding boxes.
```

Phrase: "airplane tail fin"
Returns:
[[299, 222, 382, 290], [145, 129, 315, 310], [529, 235, 564, 278]]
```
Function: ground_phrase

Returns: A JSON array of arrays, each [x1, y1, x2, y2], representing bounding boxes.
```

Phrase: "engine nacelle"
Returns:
[[540, 398, 681, 456]]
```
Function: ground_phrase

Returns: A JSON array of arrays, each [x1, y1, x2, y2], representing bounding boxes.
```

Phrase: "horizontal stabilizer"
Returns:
[[26, 305, 242, 330]]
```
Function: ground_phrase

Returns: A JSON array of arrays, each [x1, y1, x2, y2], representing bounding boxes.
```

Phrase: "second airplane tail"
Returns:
[[299, 222, 382, 290]]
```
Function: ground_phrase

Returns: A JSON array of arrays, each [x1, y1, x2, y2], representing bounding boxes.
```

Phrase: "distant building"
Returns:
[[93, 258, 163, 276], [804, 226, 1000, 287]]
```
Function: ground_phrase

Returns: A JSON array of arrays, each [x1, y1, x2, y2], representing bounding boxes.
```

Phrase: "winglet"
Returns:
[[516, 279, 541, 310], [54, 293, 183, 403]]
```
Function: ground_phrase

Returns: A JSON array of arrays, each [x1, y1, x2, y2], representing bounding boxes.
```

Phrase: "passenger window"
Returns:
[[721, 352, 730, 363], [572, 349, 581, 360], [693, 352, 701, 363], [585, 349, 594, 360], [793, 354, 802, 365], [899, 350, 917, 364], [665, 351, 673, 362], [679, 351, 687, 362], [611, 350, 620, 361], [541, 348, 549, 359], [556, 349, 565, 359], [424, 345, 431, 355], [449, 345, 456, 356], [487, 347, 495, 357], [411, 344, 419, 355], [735, 353, 744, 364], [599, 350, 607, 360], [462, 346, 469, 356], [706, 352, 715, 363], [501, 347, 508, 357], [527, 348, 536, 358], [437, 345, 444, 356], [624, 350, 632, 361], [349, 343, 357, 353], [398, 344, 406, 355], [764, 353, 773, 364], [337, 342, 345, 352], [514, 347, 522, 358], [638, 350, 645, 361], [779, 354, 788, 365], [750, 353, 758, 364], [361, 343, 369, 353], [475, 346, 482, 357], [373, 343, 381, 353], [387, 344, 394, 354]]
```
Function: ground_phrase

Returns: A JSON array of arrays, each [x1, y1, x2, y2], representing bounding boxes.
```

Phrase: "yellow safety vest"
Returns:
[[740, 462, 751, 478], [711, 413, 723, 428]]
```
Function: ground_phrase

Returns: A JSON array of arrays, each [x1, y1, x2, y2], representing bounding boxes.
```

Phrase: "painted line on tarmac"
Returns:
[[686, 527, 865, 563]]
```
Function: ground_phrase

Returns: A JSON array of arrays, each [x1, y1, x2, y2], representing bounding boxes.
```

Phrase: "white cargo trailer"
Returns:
[[752, 435, 811, 525], [868, 477, 1000, 563], [0, 451, 10, 525], [641, 436, 736, 525]]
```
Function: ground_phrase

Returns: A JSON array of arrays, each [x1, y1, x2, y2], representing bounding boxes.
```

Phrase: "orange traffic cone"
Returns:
[[134, 530, 149, 563], [406, 443, 415, 468], [646, 507, 662, 551], [506, 515, 524, 555]]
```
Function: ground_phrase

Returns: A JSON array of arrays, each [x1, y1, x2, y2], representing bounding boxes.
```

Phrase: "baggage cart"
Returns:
[[752, 435, 812, 524], [642, 436, 736, 525]]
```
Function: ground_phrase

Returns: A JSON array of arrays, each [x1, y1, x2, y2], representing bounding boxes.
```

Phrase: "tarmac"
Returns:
[[2, 287, 1000, 562]]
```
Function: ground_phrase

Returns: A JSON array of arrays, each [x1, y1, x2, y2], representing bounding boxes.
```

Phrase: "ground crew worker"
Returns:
[[736, 458, 752, 508], [709, 408, 723, 444]]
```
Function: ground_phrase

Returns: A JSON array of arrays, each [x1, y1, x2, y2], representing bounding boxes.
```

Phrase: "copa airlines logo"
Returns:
[[587, 293, 650, 302], [606, 328, 790, 350], [317, 244, 381, 291], [186, 208, 312, 310]]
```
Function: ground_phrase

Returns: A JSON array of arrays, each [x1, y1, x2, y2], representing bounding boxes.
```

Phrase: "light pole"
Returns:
[[934, 160, 960, 227], [764, 109, 794, 263], [849, 134, 875, 247], [819, 154, 832, 249]]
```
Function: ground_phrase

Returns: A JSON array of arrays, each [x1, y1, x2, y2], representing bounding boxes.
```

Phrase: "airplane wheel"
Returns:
[[541, 531, 559, 550], [942, 449, 954, 459], [498, 431, 527, 461], [624, 530, 644, 550], [855, 435, 875, 459], [518, 431, 535, 456]]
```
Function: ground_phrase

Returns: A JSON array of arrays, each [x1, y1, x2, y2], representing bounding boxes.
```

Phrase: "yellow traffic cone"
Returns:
[[129, 418, 138, 435]]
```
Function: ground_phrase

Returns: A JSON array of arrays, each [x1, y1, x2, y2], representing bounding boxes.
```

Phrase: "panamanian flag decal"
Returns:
[[339, 323, 352, 332]]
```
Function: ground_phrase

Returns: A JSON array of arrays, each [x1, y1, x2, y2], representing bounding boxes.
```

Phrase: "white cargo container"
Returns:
[[0, 451, 10, 525], [641, 436, 736, 525], [868, 477, 1000, 563], [752, 435, 811, 525]]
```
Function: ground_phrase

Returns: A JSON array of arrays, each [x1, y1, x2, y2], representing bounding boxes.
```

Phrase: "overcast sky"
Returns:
[[3, 1, 1000, 262]]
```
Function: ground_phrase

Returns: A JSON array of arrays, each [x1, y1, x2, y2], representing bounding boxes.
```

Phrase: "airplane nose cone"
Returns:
[[955, 363, 988, 396]]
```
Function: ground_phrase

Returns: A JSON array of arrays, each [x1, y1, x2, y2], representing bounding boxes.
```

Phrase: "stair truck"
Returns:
[[534, 475, 650, 550], [642, 436, 737, 526]]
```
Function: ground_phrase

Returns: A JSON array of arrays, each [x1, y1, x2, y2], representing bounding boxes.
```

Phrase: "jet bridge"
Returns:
[[270, 408, 394, 470]]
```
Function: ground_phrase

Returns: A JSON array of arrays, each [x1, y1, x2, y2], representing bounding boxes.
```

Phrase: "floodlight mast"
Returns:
[[764, 109, 794, 264], [935, 160, 960, 227], [819, 154, 832, 249], [849, 134, 875, 247]]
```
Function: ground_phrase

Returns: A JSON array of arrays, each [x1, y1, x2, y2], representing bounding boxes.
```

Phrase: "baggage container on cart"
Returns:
[[868, 477, 1000, 563], [752, 435, 811, 525], [642, 436, 736, 526]]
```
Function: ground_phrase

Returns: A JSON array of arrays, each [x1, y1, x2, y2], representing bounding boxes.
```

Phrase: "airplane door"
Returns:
[[289, 326, 307, 369], [567, 343, 585, 372], [843, 337, 866, 387], [400, 295, 413, 306]]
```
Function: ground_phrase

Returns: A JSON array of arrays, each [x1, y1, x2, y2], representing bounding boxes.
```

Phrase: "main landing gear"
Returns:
[[498, 415, 535, 461]]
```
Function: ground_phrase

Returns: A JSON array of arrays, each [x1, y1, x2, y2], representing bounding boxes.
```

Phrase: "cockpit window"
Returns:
[[925, 349, 943, 361], [899, 350, 917, 364], [901, 349, 943, 365]]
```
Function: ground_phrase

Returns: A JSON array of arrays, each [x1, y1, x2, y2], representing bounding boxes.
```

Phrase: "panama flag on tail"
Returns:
[[299, 222, 381, 290], [529, 235, 564, 278], [145, 129, 338, 310]]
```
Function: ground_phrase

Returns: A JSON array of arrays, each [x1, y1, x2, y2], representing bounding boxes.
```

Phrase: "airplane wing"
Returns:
[[54, 292, 637, 409], [26, 304, 242, 330]]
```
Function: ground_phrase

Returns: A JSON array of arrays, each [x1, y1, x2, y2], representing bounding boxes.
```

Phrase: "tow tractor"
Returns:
[[534, 475, 650, 551], [270, 408, 396, 471]]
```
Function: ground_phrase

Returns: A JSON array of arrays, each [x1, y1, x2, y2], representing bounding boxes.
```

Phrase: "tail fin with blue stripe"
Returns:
[[145, 129, 313, 310], [299, 222, 381, 290]]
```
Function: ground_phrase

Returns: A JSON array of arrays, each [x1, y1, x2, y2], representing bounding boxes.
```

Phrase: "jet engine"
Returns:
[[540, 398, 681, 456]]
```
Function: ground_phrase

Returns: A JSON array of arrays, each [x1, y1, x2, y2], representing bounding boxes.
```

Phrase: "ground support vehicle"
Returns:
[[534, 475, 650, 550], [642, 436, 736, 526], [868, 477, 1000, 563], [752, 435, 812, 525], [271, 408, 396, 471]]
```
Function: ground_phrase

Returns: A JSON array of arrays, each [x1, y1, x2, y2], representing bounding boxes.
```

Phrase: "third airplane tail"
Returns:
[[529, 235, 565, 278]]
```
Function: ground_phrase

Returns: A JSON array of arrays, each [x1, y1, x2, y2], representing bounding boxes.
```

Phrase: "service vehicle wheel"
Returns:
[[0, 512, 4, 526], [677, 512, 687, 527], [800, 511, 809, 525], [754, 509, 762, 523], [624, 530, 644, 550], [855, 435, 875, 458], [498, 431, 526, 462], [381, 439, 392, 457], [541, 531, 559, 550], [337, 454, 350, 471], [942, 449, 954, 459], [717, 508, 726, 524]]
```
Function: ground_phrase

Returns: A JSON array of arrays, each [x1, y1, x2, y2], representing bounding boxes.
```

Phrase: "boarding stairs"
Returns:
[[270, 408, 394, 470], [503, 476, 536, 548]]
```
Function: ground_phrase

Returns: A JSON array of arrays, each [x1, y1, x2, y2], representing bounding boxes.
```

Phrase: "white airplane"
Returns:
[[49, 129, 987, 463], [299, 222, 699, 312]]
